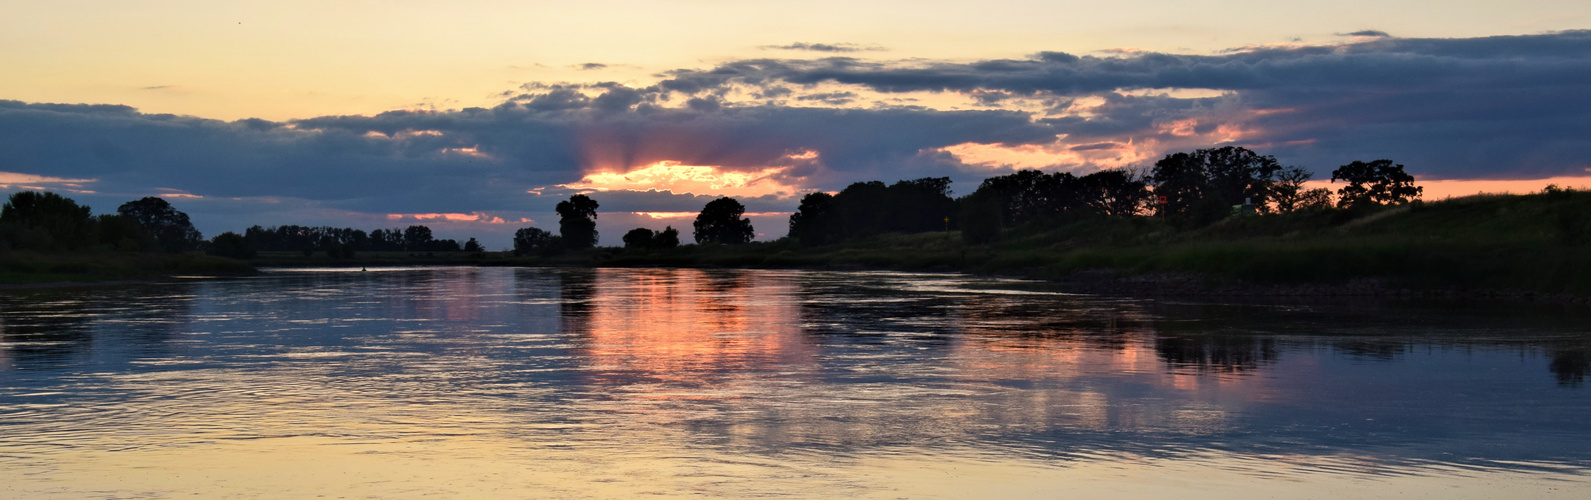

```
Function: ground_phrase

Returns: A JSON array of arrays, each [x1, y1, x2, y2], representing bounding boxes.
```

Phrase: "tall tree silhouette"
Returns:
[[402, 225, 434, 251], [556, 194, 599, 249], [694, 197, 754, 244], [0, 191, 98, 251], [788, 192, 836, 246], [1201, 146, 1282, 211], [1331, 159, 1422, 208], [1149, 146, 1283, 220], [1271, 167, 1314, 213], [117, 197, 202, 253], [1076, 169, 1150, 217]]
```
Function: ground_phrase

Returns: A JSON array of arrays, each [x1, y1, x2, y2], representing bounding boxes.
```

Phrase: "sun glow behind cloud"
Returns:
[[386, 212, 529, 224], [559, 161, 803, 199], [941, 137, 1160, 173]]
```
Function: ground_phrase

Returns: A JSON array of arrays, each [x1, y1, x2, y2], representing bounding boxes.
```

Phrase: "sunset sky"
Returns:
[[2, 1, 1589, 246]]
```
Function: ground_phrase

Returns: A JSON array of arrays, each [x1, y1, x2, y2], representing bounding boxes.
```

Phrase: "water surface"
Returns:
[[2, 267, 1588, 498]]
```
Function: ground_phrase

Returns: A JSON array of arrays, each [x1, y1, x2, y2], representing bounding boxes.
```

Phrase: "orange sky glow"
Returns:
[[385, 212, 530, 224], [559, 161, 804, 199]]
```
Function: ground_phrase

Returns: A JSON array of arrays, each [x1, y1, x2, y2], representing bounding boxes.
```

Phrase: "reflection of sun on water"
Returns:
[[575, 269, 813, 391], [0, 268, 1583, 498]]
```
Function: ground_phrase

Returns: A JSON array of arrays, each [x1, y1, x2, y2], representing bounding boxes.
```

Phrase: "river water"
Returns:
[[1, 267, 1587, 498]]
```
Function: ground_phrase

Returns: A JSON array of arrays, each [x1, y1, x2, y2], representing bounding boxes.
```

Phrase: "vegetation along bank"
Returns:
[[5, 146, 1588, 300]]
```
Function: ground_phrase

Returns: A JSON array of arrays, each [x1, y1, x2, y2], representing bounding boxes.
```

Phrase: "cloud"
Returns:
[[1342, 30, 1391, 38], [575, 63, 607, 70], [655, 30, 1591, 178], [2, 30, 1588, 245], [761, 42, 883, 53], [139, 85, 176, 90], [794, 91, 857, 105]]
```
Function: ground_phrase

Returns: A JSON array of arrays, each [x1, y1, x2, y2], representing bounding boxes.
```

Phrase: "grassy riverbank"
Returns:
[[0, 252, 257, 285], [28, 190, 1583, 296], [493, 190, 1591, 295]]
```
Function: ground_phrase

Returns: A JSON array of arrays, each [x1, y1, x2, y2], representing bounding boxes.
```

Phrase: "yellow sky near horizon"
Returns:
[[4, 0, 1589, 121]]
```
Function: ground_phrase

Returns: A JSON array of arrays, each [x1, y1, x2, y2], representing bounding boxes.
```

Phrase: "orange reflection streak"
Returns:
[[573, 269, 814, 394]]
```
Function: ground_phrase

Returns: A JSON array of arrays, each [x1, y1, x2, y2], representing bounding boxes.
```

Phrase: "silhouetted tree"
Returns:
[[831, 180, 889, 236], [463, 238, 483, 253], [959, 190, 1003, 244], [1148, 146, 1283, 220], [622, 228, 655, 249], [95, 214, 153, 252], [1147, 152, 1207, 216], [1331, 159, 1422, 208], [0, 191, 97, 252], [556, 194, 599, 249], [971, 170, 1079, 225], [117, 197, 202, 253], [1296, 188, 1335, 211], [788, 192, 836, 246], [367, 228, 405, 250], [694, 197, 755, 244], [402, 225, 434, 251], [654, 226, 681, 248], [1271, 166, 1313, 213], [1076, 169, 1150, 216], [512, 227, 561, 256], [1201, 146, 1283, 212], [789, 177, 957, 245], [879, 177, 957, 233], [207, 231, 256, 259]]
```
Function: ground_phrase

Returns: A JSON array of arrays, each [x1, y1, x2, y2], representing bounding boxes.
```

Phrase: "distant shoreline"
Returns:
[[9, 191, 1590, 304], [7, 260, 1589, 306]]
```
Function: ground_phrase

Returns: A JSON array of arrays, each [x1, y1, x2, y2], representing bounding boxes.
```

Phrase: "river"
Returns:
[[1, 267, 1587, 498]]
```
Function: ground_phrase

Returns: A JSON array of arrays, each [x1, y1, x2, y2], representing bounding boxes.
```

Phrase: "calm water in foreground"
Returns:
[[1, 267, 1588, 498]]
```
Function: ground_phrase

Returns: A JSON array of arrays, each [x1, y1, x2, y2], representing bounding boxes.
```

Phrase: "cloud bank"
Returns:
[[1, 31, 1587, 246]]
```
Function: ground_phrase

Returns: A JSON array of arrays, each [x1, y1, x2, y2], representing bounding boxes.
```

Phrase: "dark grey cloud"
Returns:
[[655, 30, 1591, 178], [1343, 30, 1391, 37], [761, 42, 881, 53], [576, 63, 608, 70], [795, 91, 857, 105]]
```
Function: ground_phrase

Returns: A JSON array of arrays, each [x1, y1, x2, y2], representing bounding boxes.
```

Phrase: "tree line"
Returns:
[[4, 146, 1421, 259], [233, 224, 480, 258], [514, 193, 757, 255], [0, 191, 485, 260], [516, 146, 1422, 251], [0, 193, 203, 254]]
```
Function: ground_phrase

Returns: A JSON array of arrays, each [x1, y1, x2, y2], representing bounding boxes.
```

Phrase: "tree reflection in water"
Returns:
[[0, 268, 1587, 498]]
